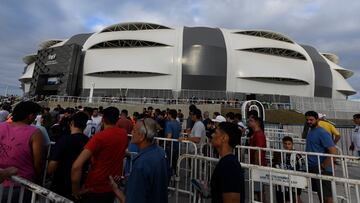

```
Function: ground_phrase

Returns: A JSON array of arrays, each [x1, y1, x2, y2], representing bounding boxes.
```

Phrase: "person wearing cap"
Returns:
[[205, 115, 227, 140], [318, 113, 341, 144], [350, 114, 360, 156]]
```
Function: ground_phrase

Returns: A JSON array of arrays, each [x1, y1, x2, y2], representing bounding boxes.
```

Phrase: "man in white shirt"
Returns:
[[83, 107, 101, 138], [91, 108, 102, 130], [179, 108, 206, 153], [350, 114, 360, 156]]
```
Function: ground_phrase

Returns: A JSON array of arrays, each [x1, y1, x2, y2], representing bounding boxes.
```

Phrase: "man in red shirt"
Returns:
[[248, 115, 267, 203], [248, 116, 266, 166], [71, 107, 128, 203], [116, 109, 133, 134]]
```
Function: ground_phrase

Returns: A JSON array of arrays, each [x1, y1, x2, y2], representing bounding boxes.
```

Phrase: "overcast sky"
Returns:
[[1, 0, 359, 98]]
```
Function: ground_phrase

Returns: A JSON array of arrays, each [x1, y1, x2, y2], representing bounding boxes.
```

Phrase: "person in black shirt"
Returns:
[[210, 122, 245, 203], [47, 112, 89, 200]]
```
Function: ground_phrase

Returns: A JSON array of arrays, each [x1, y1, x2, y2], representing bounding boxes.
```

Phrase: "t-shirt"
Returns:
[[165, 120, 181, 148], [210, 154, 245, 203], [352, 125, 360, 149], [116, 117, 133, 134], [165, 120, 181, 140], [49, 133, 89, 198], [318, 120, 340, 139], [0, 110, 9, 122], [273, 152, 304, 193], [238, 121, 245, 129], [84, 119, 101, 138], [191, 120, 206, 145], [32, 124, 50, 146], [305, 127, 335, 172], [84, 127, 128, 193], [91, 115, 102, 131], [249, 130, 267, 166]]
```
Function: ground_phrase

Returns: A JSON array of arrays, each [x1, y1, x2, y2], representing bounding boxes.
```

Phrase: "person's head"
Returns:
[[121, 109, 128, 117], [234, 113, 242, 122], [69, 112, 88, 131], [203, 111, 209, 119], [305, 111, 319, 128], [282, 136, 293, 150], [154, 109, 161, 116], [247, 116, 262, 130], [353, 114, 360, 125], [64, 107, 75, 117], [191, 108, 202, 121], [92, 108, 99, 117], [213, 112, 220, 119], [178, 109, 182, 113], [131, 118, 158, 147], [44, 107, 50, 113], [102, 107, 120, 125], [168, 109, 177, 120], [83, 107, 93, 118], [1, 104, 11, 112], [133, 112, 140, 119], [189, 104, 197, 113], [12, 101, 42, 124], [247, 110, 259, 119], [225, 112, 235, 122], [211, 122, 241, 150]]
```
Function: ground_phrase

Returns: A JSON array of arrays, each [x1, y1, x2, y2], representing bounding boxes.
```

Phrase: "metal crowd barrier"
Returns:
[[0, 175, 73, 203], [235, 145, 360, 179], [175, 154, 360, 203]]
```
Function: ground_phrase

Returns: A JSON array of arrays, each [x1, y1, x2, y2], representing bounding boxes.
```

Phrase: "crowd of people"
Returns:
[[0, 100, 359, 203]]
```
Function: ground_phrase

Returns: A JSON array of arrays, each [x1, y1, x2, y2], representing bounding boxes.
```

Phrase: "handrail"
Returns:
[[4, 175, 74, 203]]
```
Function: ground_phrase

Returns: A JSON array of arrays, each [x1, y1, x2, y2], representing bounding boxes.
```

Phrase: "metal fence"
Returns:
[[175, 154, 360, 203], [290, 96, 360, 119], [46, 95, 292, 110], [0, 175, 73, 203], [281, 125, 356, 156]]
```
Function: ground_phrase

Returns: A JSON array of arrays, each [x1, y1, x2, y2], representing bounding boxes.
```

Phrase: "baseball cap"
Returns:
[[212, 115, 226, 123], [318, 113, 326, 119]]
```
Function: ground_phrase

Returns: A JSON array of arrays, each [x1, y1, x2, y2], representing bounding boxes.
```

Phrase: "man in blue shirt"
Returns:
[[112, 118, 169, 203], [305, 111, 337, 203], [165, 109, 181, 174]]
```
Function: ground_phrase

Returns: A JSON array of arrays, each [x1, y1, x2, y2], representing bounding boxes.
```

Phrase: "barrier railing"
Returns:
[[0, 175, 73, 203], [235, 145, 360, 179], [282, 125, 357, 156], [175, 154, 360, 203]]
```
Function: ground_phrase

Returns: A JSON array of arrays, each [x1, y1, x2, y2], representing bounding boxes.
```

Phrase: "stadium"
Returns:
[[20, 22, 356, 101]]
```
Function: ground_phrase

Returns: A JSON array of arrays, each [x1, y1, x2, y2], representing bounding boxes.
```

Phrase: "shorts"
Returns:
[[309, 167, 333, 201]]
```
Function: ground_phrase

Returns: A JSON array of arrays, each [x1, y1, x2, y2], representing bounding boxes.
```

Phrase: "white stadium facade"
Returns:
[[20, 22, 356, 101]]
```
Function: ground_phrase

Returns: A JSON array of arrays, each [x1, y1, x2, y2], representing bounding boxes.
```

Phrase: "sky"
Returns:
[[0, 0, 359, 98]]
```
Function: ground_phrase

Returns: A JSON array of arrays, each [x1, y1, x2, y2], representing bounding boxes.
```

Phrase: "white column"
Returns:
[[89, 82, 95, 103]]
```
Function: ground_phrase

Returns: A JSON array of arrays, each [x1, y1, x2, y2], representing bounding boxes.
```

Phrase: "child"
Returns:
[[273, 136, 304, 203]]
